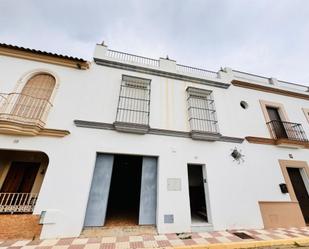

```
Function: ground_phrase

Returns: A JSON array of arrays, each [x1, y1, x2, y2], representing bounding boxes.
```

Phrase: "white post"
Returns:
[[269, 77, 278, 86], [93, 43, 108, 59], [218, 67, 234, 81], [159, 57, 176, 73]]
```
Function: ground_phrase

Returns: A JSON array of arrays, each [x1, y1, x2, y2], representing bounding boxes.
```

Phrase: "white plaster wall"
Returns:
[[219, 85, 309, 139], [2, 55, 308, 139], [1, 128, 308, 238], [0, 55, 309, 238]]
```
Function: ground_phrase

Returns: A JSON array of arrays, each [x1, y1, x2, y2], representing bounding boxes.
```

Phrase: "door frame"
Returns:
[[260, 100, 289, 123], [187, 163, 212, 225], [84, 152, 159, 228], [279, 160, 309, 202], [259, 100, 290, 139]]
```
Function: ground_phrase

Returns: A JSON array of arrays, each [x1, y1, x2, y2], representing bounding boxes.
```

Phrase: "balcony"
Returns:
[[0, 93, 58, 136], [267, 120, 308, 142], [0, 93, 52, 127], [245, 120, 308, 149], [0, 193, 38, 214]]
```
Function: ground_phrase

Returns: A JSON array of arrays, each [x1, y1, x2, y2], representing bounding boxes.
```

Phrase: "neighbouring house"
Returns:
[[0, 42, 308, 240]]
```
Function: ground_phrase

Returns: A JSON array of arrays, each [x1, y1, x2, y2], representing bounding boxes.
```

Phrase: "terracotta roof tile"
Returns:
[[0, 43, 87, 62]]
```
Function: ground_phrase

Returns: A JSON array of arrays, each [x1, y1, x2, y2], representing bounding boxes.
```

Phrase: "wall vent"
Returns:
[[164, 214, 174, 224]]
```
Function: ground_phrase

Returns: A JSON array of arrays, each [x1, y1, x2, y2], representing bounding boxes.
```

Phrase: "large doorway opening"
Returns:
[[84, 153, 158, 234], [287, 167, 309, 223], [105, 155, 142, 226], [187, 164, 208, 224]]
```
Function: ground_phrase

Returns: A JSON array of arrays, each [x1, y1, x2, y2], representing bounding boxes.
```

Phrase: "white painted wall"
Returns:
[[0, 52, 309, 239]]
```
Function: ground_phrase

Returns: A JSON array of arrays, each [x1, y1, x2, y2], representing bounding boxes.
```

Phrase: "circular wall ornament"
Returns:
[[240, 101, 249, 109]]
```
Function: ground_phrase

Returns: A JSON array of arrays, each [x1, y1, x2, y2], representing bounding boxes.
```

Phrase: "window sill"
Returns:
[[113, 121, 150, 134], [190, 131, 222, 141]]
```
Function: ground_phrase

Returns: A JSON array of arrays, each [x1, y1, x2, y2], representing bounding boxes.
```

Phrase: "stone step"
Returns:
[[81, 225, 157, 237]]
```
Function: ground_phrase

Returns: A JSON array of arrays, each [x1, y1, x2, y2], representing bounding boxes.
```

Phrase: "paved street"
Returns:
[[0, 227, 308, 249]]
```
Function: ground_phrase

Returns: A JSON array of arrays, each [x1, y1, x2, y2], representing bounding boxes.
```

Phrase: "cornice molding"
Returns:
[[113, 121, 150, 134], [0, 46, 89, 70], [74, 119, 244, 144], [39, 128, 70, 137], [232, 80, 309, 100], [0, 120, 70, 137], [94, 58, 230, 89]]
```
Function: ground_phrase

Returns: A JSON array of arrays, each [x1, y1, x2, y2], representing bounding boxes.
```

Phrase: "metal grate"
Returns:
[[267, 120, 308, 142], [232, 232, 254, 240], [187, 87, 219, 133], [115, 75, 151, 125], [0, 93, 52, 127]]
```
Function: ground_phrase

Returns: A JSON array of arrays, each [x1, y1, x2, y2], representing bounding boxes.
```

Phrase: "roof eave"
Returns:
[[0, 44, 90, 70]]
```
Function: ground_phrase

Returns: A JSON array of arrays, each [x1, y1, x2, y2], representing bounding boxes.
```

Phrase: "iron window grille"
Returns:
[[187, 87, 219, 134], [115, 75, 151, 126]]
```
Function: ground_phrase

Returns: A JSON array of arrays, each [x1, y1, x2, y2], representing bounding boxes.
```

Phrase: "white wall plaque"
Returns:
[[167, 178, 181, 191]]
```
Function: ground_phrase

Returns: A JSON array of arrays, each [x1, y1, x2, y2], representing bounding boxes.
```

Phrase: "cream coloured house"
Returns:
[[0, 43, 308, 239]]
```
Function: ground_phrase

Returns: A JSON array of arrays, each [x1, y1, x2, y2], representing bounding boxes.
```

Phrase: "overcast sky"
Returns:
[[0, 0, 309, 85]]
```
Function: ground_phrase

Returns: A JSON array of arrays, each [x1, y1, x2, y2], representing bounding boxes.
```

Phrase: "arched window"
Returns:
[[12, 73, 56, 125], [21, 73, 55, 100]]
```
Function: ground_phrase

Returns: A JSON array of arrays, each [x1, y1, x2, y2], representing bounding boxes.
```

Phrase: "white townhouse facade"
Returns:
[[0, 43, 308, 240]]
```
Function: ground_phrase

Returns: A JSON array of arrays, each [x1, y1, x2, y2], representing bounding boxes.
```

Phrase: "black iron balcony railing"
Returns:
[[267, 120, 308, 142]]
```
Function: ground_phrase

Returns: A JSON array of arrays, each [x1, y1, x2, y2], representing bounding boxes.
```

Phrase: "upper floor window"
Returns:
[[115, 75, 151, 126], [0, 73, 56, 127], [13, 73, 55, 124], [187, 87, 219, 134], [260, 100, 308, 142], [21, 73, 56, 100]]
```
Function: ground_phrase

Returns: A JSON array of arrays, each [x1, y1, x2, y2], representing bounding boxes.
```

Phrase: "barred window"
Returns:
[[187, 87, 219, 133], [115, 75, 151, 125]]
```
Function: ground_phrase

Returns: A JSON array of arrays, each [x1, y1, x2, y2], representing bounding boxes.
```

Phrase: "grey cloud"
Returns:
[[0, 0, 309, 85]]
